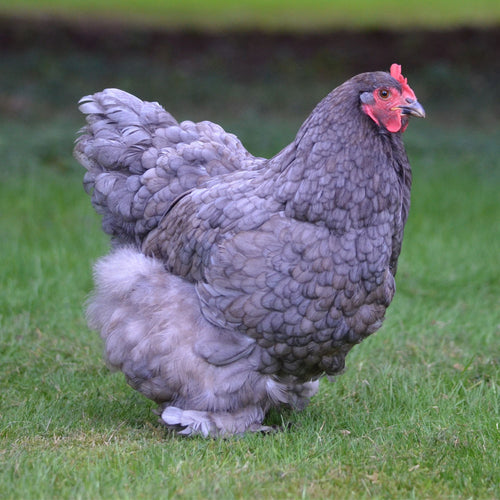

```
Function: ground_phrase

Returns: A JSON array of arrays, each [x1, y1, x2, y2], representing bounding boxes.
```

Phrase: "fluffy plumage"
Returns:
[[75, 64, 424, 437]]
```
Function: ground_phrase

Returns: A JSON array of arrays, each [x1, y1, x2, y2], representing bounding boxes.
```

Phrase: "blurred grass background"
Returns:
[[2, 0, 500, 29], [0, 1, 499, 499]]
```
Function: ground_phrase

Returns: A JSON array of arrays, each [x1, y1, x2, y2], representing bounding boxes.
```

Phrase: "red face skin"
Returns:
[[362, 85, 417, 133]]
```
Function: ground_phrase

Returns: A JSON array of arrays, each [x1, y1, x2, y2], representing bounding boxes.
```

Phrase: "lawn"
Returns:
[[0, 20, 499, 500], [2, 0, 500, 30]]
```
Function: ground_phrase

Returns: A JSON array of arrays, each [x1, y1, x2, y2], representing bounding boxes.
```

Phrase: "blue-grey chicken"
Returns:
[[74, 64, 424, 437]]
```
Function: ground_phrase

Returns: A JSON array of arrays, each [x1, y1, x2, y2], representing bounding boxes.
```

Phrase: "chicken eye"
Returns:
[[378, 89, 391, 100]]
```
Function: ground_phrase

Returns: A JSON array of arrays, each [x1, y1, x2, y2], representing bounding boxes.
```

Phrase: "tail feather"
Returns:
[[74, 88, 263, 245]]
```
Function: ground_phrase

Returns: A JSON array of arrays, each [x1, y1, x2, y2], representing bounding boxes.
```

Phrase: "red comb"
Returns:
[[390, 64, 406, 84], [390, 63, 416, 99]]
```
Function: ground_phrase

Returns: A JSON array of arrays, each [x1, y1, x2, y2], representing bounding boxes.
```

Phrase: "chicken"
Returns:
[[74, 64, 425, 437]]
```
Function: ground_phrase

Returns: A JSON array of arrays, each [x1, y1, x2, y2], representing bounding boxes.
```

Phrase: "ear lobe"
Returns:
[[360, 92, 375, 105], [361, 103, 380, 127], [360, 92, 381, 127]]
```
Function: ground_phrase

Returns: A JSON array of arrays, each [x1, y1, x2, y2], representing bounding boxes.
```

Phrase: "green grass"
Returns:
[[1, 37, 499, 499], [2, 0, 500, 30]]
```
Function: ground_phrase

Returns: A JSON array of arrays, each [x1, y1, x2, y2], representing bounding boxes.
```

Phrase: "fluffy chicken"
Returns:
[[74, 64, 425, 437]]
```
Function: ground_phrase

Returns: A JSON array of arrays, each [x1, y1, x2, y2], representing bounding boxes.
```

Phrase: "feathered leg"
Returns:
[[160, 406, 273, 437]]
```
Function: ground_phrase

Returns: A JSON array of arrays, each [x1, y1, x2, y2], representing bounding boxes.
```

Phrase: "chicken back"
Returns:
[[74, 64, 424, 436]]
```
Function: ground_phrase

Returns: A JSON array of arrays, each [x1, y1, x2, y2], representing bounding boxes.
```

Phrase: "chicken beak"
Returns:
[[398, 99, 426, 118]]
